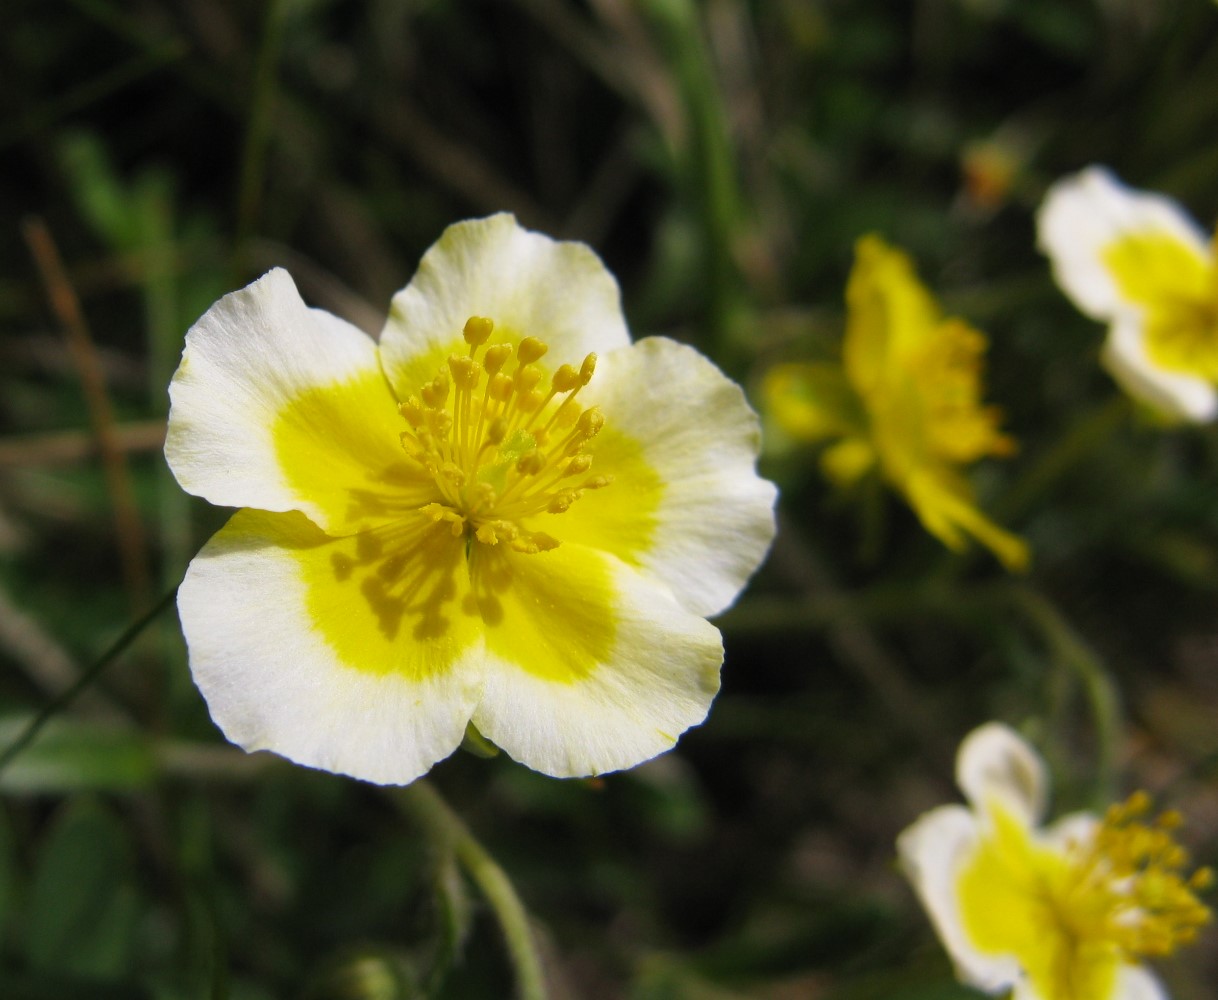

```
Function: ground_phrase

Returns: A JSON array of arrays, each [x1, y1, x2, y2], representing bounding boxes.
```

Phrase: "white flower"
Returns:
[[898, 723, 1210, 1000], [1037, 166, 1218, 422], [167, 214, 776, 784]]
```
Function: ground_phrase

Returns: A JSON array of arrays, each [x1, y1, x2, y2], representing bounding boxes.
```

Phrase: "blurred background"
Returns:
[[4, 1, 1218, 997]]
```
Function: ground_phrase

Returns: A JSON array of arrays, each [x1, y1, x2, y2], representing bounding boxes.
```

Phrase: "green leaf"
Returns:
[[25, 798, 140, 979], [57, 131, 142, 249], [0, 716, 155, 793]]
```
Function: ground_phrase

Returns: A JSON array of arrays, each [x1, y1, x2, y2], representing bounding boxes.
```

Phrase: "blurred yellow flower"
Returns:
[[1038, 166, 1218, 422], [167, 214, 776, 785], [763, 235, 1027, 570], [899, 723, 1211, 1000]]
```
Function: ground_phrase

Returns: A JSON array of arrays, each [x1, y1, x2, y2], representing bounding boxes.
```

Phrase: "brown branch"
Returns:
[[22, 217, 153, 613], [0, 420, 166, 468]]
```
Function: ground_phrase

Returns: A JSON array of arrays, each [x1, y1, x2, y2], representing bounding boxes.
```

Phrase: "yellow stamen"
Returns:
[[484, 343, 513, 375], [463, 315, 494, 348], [517, 337, 547, 364], [958, 792, 1211, 1000], [397, 318, 614, 554], [1066, 791, 1213, 960]]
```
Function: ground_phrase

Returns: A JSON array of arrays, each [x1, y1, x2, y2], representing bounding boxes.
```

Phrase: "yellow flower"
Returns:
[[762, 235, 1027, 570], [1038, 166, 1218, 422], [899, 723, 1211, 1000], [167, 214, 776, 784]]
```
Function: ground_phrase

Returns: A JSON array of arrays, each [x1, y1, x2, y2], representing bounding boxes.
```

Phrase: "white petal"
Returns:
[[1112, 964, 1168, 1000], [178, 509, 484, 785], [1102, 316, 1218, 422], [167, 269, 409, 533], [1041, 810, 1098, 853], [897, 804, 1022, 992], [956, 723, 1047, 826], [570, 336, 777, 618], [380, 214, 632, 397], [469, 545, 722, 778], [1037, 166, 1210, 321]]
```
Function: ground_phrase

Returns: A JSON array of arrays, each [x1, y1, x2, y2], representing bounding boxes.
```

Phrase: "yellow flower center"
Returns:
[[1103, 230, 1218, 380], [957, 793, 1212, 1000], [397, 317, 613, 554], [1064, 791, 1213, 959]]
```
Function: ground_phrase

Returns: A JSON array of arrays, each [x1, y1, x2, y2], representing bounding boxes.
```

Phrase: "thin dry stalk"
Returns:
[[22, 217, 153, 614], [0, 421, 166, 469]]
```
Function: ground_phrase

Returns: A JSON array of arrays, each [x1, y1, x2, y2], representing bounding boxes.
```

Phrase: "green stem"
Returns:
[[642, 0, 744, 355], [395, 780, 547, 1000], [234, 0, 289, 265], [1008, 586, 1121, 807], [0, 586, 178, 776]]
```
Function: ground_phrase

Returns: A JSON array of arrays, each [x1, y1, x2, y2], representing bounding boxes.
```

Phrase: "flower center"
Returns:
[[957, 793, 1211, 1000], [1143, 293, 1218, 380], [1058, 791, 1212, 960], [1102, 229, 1218, 380], [397, 317, 613, 554]]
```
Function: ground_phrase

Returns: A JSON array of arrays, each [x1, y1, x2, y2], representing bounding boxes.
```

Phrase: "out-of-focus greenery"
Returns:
[[3, 1, 1218, 997]]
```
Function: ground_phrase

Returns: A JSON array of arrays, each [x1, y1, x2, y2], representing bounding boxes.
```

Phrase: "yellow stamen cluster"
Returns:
[[398, 317, 612, 554], [1065, 791, 1212, 959]]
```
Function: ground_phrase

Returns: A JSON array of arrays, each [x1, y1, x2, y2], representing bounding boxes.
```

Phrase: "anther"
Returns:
[[399, 398, 425, 427], [515, 364, 542, 393], [488, 373, 514, 402], [463, 316, 494, 346], [448, 355, 482, 389], [427, 410, 452, 437], [419, 503, 465, 536], [511, 532, 560, 554], [421, 374, 449, 408], [487, 416, 508, 444], [517, 337, 548, 364], [577, 407, 605, 437], [547, 490, 578, 514], [484, 343, 513, 375], [475, 520, 519, 545], [565, 455, 592, 476], [1159, 811, 1184, 831], [551, 364, 581, 392], [579, 353, 597, 385]]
